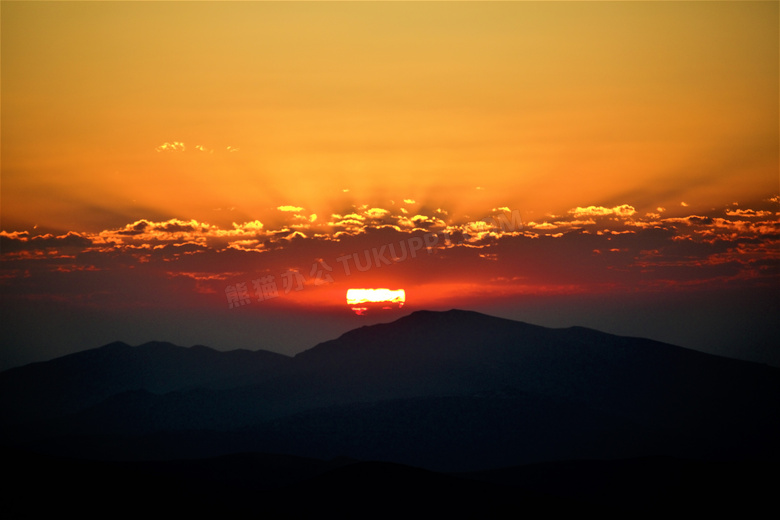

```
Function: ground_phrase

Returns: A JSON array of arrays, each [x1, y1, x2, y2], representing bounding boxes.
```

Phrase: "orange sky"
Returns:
[[2, 1, 777, 233], [1, 1, 778, 369]]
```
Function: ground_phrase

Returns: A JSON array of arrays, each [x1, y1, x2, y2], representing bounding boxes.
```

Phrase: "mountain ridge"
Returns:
[[2, 309, 778, 470], [4, 308, 763, 369]]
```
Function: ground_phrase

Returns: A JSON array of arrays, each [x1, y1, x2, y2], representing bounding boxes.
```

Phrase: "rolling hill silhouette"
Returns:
[[2, 309, 778, 472]]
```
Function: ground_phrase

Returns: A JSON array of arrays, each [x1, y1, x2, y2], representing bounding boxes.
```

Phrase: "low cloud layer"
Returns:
[[2, 196, 777, 313]]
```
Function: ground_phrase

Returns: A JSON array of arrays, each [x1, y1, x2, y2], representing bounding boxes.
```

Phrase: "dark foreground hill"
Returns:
[[4, 448, 775, 518], [2, 309, 778, 472]]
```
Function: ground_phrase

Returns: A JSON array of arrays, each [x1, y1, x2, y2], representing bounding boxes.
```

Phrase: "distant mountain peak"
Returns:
[[386, 308, 534, 333], [296, 308, 541, 360], [135, 341, 184, 350], [99, 341, 132, 350], [405, 308, 484, 319], [410, 308, 484, 316]]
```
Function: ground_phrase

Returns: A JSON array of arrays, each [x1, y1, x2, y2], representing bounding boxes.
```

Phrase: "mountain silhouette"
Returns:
[[2, 309, 778, 471], [0, 340, 290, 425]]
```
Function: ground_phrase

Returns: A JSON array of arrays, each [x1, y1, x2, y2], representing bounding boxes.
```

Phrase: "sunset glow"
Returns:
[[1, 1, 777, 369]]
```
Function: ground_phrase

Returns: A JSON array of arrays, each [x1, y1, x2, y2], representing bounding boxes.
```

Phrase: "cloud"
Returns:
[[277, 206, 304, 212], [154, 142, 226, 154], [329, 212, 366, 229], [364, 207, 390, 219], [725, 209, 773, 218], [94, 219, 218, 249], [160, 221, 196, 233], [231, 220, 264, 233], [0, 231, 93, 253], [569, 204, 636, 218], [2, 198, 777, 308], [227, 239, 265, 252], [528, 222, 558, 230], [155, 141, 186, 152]]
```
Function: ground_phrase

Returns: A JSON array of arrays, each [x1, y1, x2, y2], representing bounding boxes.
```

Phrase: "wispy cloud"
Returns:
[[154, 141, 233, 154], [364, 208, 390, 219], [569, 205, 636, 218], [155, 141, 186, 152], [725, 209, 774, 218]]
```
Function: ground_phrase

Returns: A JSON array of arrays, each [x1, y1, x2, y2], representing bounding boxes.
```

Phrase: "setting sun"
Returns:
[[346, 288, 406, 316]]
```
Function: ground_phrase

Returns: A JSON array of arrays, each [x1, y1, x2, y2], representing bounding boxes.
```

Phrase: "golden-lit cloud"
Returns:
[[231, 220, 264, 233], [569, 205, 637, 218], [725, 209, 774, 218], [528, 222, 558, 230], [155, 141, 186, 152], [227, 239, 265, 253], [365, 208, 390, 219]]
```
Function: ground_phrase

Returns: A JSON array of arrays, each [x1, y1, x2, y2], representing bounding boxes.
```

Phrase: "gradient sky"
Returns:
[[1, 1, 778, 370]]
